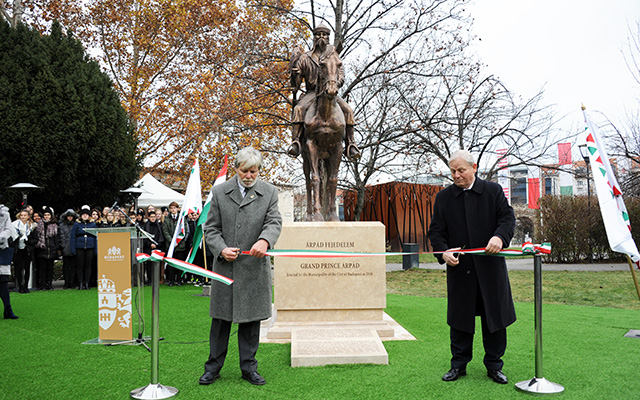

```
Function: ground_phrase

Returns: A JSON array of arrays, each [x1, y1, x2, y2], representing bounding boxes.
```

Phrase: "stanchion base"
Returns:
[[515, 377, 564, 395], [130, 383, 178, 399]]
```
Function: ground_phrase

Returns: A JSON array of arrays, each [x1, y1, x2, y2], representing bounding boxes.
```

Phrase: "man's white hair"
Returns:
[[448, 150, 475, 167], [234, 147, 263, 169]]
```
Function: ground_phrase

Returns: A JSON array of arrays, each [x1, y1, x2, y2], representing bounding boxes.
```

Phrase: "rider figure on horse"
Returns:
[[289, 24, 360, 160]]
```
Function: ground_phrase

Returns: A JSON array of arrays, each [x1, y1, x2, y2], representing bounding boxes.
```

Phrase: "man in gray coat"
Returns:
[[428, 150, 516, 385], [199, 147, 282, 386]]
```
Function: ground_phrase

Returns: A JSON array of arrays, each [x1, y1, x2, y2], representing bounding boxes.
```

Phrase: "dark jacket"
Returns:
[[35, 219, 61, 259], [70, 220, 97, 254], [142, 220, 165, 254], [163, 213, 188, 252], [428, 177, 516, 334], [59, 209, 79, 257], [100, 220, 117, 228]]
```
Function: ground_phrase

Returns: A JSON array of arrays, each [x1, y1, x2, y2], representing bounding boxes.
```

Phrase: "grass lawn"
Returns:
[[1, 270, 640, 399]]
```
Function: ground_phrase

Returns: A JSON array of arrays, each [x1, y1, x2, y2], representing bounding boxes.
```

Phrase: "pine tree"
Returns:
[[0, 19, 138, 212]]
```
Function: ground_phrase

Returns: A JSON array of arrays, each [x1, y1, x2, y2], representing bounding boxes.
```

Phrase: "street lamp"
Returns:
[[578, 144, 593, 263], [5, 183, 43, 209]]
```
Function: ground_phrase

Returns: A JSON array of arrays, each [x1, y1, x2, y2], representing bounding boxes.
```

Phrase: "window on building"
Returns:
[[511, 177, 527, 204], [544, 177, 553, 195]]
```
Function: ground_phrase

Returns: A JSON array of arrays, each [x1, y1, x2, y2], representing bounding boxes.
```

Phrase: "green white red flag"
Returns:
[[187, 155, 227, 263], [583, 110, 640, 267], [167, 157, 202, 258], [242, 242, 551, 258], [136, 251, 233, 285]]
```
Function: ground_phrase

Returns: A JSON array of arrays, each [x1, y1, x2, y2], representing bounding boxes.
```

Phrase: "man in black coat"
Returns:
[[142, 211, 165, 284], [428, 150, 516, 384]]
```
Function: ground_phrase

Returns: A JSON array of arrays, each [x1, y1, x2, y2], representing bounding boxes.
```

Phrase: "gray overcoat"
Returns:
[[203, 175, 282, 323]]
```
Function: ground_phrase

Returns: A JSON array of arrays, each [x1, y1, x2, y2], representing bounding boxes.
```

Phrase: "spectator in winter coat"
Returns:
[[12, 209, 36, 293], [100, 211, 117, 228], [142, 211, 165, 284], [162, 201, 189, 286], [58, 209, 79, 289], [0, 201, 19, 319], [70, 205, 97, 290], [91, 209, 103, 226], [34, 207, 60, 290]]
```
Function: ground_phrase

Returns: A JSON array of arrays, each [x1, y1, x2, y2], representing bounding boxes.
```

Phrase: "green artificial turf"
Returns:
[[1, 283, 639, 399]]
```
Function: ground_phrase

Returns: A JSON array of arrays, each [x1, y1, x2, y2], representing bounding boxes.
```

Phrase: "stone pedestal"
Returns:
[[265, 222, 412, 366], [291, 327, 388, 367], [272, 222, 386, 325]]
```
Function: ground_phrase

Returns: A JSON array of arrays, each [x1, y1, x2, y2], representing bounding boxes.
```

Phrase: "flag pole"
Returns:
[[626, 255, 640, 303], [202, 236, 209, 285], [515, 254, 564, 394], [130, 260, 178, 399]]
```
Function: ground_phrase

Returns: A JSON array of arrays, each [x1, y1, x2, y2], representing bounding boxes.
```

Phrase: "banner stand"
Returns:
[[515, 254, 564, 395], [130, 261, 178, 399], [82, 227, 138, 345]]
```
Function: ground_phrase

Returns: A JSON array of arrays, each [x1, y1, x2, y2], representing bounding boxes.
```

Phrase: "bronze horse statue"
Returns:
[[297, 50, 345, 221]]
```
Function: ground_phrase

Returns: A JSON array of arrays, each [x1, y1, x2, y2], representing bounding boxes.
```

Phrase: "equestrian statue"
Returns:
[[289, 24, 360, 221]]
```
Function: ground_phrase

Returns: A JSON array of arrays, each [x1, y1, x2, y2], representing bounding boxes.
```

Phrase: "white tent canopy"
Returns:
[[134, 173, 185, 208]]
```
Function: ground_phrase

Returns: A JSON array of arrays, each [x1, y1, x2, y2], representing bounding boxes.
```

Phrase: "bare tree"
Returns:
[[399, 58, 567, 183], [607, 19, 640, 195]]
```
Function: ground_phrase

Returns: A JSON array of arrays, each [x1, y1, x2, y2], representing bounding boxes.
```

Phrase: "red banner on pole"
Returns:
[[528, 178, 541, 209], [558, 143, 572, 165]]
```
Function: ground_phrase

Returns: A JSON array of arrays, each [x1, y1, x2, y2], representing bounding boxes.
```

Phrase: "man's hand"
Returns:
[[443, 247, 462, 267], [485, 236, 503, 255], [221, 247, 241, 262], [249, 239, 269, 258]]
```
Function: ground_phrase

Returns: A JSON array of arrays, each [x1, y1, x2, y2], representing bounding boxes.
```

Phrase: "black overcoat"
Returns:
[[428, 177, 516, 334]]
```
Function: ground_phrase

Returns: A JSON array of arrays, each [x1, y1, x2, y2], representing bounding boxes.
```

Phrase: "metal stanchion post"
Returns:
[[130, 261, 178, 399], [515, 254, 564, 395]]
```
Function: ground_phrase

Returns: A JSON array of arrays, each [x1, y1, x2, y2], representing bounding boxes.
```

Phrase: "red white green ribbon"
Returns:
[[136, 250, 233, 286], [240, 242, 552, 258]]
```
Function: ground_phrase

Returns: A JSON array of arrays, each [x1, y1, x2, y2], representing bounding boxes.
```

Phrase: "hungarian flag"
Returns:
[[187, 155, 227, 263], [558, 142, 572, 165], [167, 157, 202, 258], [583, 110, 640, 267], [527, 177, 540, 209]]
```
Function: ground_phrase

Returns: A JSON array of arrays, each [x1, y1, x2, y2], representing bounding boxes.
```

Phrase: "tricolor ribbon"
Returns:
[[136, 250, 233, 286], [240, 242, 552, 258]]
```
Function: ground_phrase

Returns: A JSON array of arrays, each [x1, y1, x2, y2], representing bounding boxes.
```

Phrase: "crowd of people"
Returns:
[[5, 201, 211, 296]]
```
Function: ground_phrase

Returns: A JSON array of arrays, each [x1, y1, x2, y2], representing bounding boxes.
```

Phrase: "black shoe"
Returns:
[[198, 371, 220, 385], [4, 307, 19, 319], [442, 368, 466, 382], [168, 281, 174, 287], [487, 369, 508, 384], [241, 371, 266, 385]]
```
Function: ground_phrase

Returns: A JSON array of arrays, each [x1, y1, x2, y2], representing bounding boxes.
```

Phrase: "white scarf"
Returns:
[[14, 220, 33, 249]]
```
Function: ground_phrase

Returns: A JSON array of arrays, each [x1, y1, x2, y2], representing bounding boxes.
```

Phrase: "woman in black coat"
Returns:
[[34, 207, 60, 290], [12, 209, 37, 293], [70, 206, 97, 290], [58, 209, 79, 289]]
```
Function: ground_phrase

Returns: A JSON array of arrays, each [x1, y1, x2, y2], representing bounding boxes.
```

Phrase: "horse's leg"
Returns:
[[302, 150, 313, 221], [308, 142, 324, 221], [325, 141, 342, 221]]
